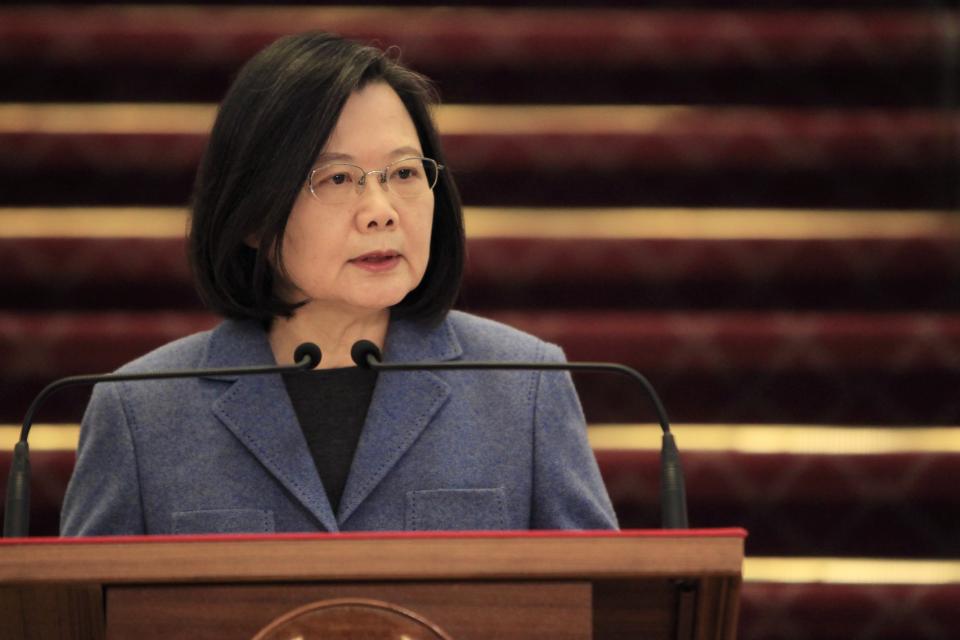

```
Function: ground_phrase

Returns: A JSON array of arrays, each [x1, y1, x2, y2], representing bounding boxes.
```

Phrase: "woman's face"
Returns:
[[278, 82, 434, 317]]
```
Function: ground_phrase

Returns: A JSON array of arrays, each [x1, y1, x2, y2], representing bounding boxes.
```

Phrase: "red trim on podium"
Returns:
[[0, 528, 747, 546]]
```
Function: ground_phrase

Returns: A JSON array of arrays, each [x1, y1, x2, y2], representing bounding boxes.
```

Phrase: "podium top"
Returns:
[[0, 528, 745, 585], [1, 527, 746, 546]]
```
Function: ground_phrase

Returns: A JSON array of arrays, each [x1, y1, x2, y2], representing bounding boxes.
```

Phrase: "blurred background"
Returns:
[[1, 1, 959, 638]]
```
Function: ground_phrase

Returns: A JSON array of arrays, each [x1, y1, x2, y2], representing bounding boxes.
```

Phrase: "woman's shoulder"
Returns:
[[114, 318, 263, 375], [444, 310, 564, 362], [114, 328, 215, 375]]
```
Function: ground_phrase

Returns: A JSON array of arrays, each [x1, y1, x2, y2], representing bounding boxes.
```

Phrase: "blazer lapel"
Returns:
[[203, 321, 339, 532], [337, 317, 461, 525]]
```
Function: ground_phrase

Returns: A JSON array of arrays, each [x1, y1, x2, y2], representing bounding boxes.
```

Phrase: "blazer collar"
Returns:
[[381, 313, 463, 364], [199, 316, 464, 530], [200, 319, 276, 375], [202, 320, 339, 532], [198, 314, 464, 369], [338, 315, 462, 525]]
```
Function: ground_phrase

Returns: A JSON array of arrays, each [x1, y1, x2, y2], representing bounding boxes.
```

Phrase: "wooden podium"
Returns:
[[0, 529, 744, 640]]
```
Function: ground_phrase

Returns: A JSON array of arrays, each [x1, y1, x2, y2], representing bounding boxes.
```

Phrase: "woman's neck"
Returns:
[[268, 305, 389, 369]]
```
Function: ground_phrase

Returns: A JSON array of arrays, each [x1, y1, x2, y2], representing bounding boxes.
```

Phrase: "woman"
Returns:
[[60, 32, 617, 535]]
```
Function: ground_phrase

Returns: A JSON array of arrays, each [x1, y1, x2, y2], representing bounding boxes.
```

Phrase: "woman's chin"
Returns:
[[348, 285, 418, 313], [321, 292, 412, 317]]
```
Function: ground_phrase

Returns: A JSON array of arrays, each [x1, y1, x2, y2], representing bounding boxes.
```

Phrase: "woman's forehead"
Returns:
[[315, 145, 423, 166], [320, 83, 421, 162]]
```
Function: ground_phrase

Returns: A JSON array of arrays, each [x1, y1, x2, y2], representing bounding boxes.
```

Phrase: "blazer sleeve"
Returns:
[[60, 382, 146, 536], [530, 342, 619, 530]]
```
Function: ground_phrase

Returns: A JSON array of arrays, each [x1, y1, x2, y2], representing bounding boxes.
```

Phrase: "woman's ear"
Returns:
[[247, 231, 280, 267]]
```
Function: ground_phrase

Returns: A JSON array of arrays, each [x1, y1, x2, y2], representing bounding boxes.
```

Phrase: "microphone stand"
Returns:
[[352, 342, 689, 529], [3, 344, 321, 538]]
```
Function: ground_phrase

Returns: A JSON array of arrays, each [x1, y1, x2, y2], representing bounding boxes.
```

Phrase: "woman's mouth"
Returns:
[[350, 251, 401, 272]]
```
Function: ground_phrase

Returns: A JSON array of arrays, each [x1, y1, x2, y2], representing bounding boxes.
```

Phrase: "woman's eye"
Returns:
[[393, 167, 420, 181], [313, 171, 353, 189]]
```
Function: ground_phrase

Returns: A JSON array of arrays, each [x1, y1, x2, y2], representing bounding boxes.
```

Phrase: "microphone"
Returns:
[[351, 340, 689, 529], [2, 342, 322, 538]]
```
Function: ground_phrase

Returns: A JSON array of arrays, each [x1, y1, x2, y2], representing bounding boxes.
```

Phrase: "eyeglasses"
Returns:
[[306, 156, 443, 205]]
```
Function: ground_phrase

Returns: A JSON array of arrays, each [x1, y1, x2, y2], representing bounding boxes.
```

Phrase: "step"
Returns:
[[4, 424, 958, 556], [5, 438, 960, 640], [3, 0, 950, 9], [0, 7, 952, 105], [2, 105, 956, 207], [2, 207, 959, 311], [740, 581, 960, 640], [598, 448, 960, 557], [2, 310, 959, 425]]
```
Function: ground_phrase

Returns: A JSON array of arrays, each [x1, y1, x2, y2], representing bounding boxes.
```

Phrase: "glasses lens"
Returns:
[[309, 164, 363, 204], [387, 158, 439, 198]]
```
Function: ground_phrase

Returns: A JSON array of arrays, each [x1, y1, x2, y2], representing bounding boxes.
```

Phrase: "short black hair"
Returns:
[[188, 32, 465, 325]]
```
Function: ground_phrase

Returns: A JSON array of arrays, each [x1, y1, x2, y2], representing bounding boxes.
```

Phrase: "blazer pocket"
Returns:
[[405, 488, 508, 531], [171, 508, 275, 534]]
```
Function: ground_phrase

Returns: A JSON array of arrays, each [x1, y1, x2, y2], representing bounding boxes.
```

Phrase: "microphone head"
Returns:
[[351, 340, 383, 369], [293, 342, 322, 370]]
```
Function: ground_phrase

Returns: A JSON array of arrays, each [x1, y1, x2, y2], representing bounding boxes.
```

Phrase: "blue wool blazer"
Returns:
[[60, 311, 618, 536]]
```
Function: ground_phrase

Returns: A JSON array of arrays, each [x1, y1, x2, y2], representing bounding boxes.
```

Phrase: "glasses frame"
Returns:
[[306, 156, 443, 203]]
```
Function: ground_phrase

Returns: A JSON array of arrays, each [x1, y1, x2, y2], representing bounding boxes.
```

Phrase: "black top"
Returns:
[[282, 367, 379, 515]]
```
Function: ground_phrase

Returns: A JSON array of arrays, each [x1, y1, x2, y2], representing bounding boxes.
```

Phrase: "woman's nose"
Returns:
[[355, 185, 399, 231]]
